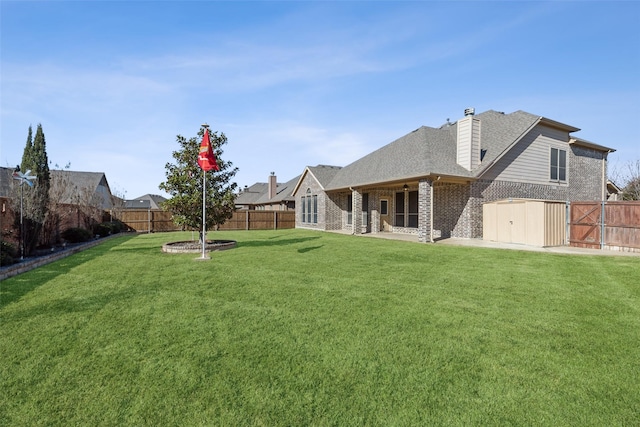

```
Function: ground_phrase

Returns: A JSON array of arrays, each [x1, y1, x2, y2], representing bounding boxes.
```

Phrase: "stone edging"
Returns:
[[0, 234, 122, 281], [162, 240, 237, 254]]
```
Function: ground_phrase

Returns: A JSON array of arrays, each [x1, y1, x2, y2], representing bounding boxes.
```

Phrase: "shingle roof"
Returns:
[[125, 199, 152, 209], [0, 168, 112, 209], [308, 165, 343, 187], [130, 194, 167, 209], [235, 183, 268, 205], [49, 170, 112, 208], [291, 165, 342, 196], [325, 110, 544, 190], [254, 174, 301, 204]]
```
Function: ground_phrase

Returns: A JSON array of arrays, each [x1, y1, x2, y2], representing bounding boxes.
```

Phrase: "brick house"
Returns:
[[292, 109, 615, 242], [0, 167, 114, 246], [235, 172, 300, 211]]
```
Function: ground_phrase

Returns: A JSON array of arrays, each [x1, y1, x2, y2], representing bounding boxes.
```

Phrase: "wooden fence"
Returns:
[[219, 211, 295, 230], [117, 210, 295, 233], [570, 201, 640, 251]]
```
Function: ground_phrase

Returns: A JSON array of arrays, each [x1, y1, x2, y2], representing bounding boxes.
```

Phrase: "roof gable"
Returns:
[[292, 165, 342, 196]]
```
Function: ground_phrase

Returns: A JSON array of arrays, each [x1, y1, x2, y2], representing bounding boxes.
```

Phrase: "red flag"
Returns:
[[197, 129, 219, 171]]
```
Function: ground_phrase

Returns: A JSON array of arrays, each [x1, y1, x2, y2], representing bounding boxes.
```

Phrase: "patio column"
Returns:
[[371, 204, 380, 234], [418, 179, 433, 243], [352, 188, 362, 234]]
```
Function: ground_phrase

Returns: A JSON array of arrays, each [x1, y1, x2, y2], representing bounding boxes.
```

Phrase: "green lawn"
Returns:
[[1, 230, 638, 426]]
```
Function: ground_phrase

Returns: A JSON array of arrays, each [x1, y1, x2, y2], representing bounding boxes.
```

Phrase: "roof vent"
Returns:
[[464, 107, 475, 116]]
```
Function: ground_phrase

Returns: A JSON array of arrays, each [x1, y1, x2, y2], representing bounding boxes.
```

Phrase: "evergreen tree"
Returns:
[[19, 124, 51, 255], [159, 126, 238, 241], [21, 126, 33, 170]]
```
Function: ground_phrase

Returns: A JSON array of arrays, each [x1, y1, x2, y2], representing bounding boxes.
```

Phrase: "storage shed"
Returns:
[[483, 199, 567, 247]]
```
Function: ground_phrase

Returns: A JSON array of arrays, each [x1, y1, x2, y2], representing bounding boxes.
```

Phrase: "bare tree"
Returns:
[[611, 159, 640, 201], [109, 186, 127, 224], [41, 164, 73, 246]]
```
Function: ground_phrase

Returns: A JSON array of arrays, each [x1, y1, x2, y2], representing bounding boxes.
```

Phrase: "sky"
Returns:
[[1, 1, 639, 199]]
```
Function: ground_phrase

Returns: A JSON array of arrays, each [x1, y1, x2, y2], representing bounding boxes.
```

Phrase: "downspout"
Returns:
[[429, 182, 434, 243], [601, 151, 607, 201], [600, 151, 610, 249], [349, 187, 355, 235]]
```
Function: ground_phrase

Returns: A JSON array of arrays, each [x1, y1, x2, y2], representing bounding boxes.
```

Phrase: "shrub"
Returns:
[[61, 227, 92, 243], [108, 220, 125, 234], [0, 240, 18, 266], [93, 221, 125, 237], [93, 223, 111, 237]]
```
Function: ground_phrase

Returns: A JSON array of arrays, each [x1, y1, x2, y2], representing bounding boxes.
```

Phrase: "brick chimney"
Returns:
[[456, 108, 481, 171], [268, 172, 277, 200]]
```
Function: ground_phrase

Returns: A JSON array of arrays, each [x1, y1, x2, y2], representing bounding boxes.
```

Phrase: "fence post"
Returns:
[[245, 211, 249, 230], [566, 201, 570, 246], [274, 211, 277, 230], [600, 200, 605, 249]]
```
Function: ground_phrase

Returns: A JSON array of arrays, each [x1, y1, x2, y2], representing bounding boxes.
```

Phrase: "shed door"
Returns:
[[496, 202, 527, 244]]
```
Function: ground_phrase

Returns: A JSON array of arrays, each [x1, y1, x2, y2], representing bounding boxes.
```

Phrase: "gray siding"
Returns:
[[457, 116, 481, 170], [482, 125, 570, 186]]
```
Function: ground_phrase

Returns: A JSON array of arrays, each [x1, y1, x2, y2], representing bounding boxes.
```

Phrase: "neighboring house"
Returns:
[[0, 167, 115, 244], [235, 173, 299, 211], [292, 109, 615, 242], [125, 194, 167, 210], [235, 183, 268, 210], [50, 170, 114, 210], [607, 180, 622, 201]]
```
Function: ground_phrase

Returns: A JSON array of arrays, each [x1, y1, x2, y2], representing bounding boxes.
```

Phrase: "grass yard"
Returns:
[[1, 229, 638, 426]]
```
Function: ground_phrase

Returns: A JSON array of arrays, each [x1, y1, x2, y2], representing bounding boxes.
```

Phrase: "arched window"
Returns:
[[306, 189, 312, 223]]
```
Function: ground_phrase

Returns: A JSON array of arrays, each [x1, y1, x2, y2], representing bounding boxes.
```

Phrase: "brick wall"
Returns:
[[418, 179, 432, 242], [325, 193, 344, 231], [569, 146, 605, 201]]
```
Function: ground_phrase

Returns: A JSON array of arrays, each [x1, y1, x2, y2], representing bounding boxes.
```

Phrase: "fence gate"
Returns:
[[570, 202, 601, 249]]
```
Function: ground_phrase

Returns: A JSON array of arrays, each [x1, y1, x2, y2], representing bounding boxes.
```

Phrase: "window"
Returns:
[[408, 191, 418, 228], [550, 148, 567, 182], [301, 189, 317, 224], [380, 200, 388, 216], [312, 195, 318, 224], [347, 195, 353, 225], [362, 193, 369, 225], [395, 191, 418, 228], [395, 192, 405, 227]]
